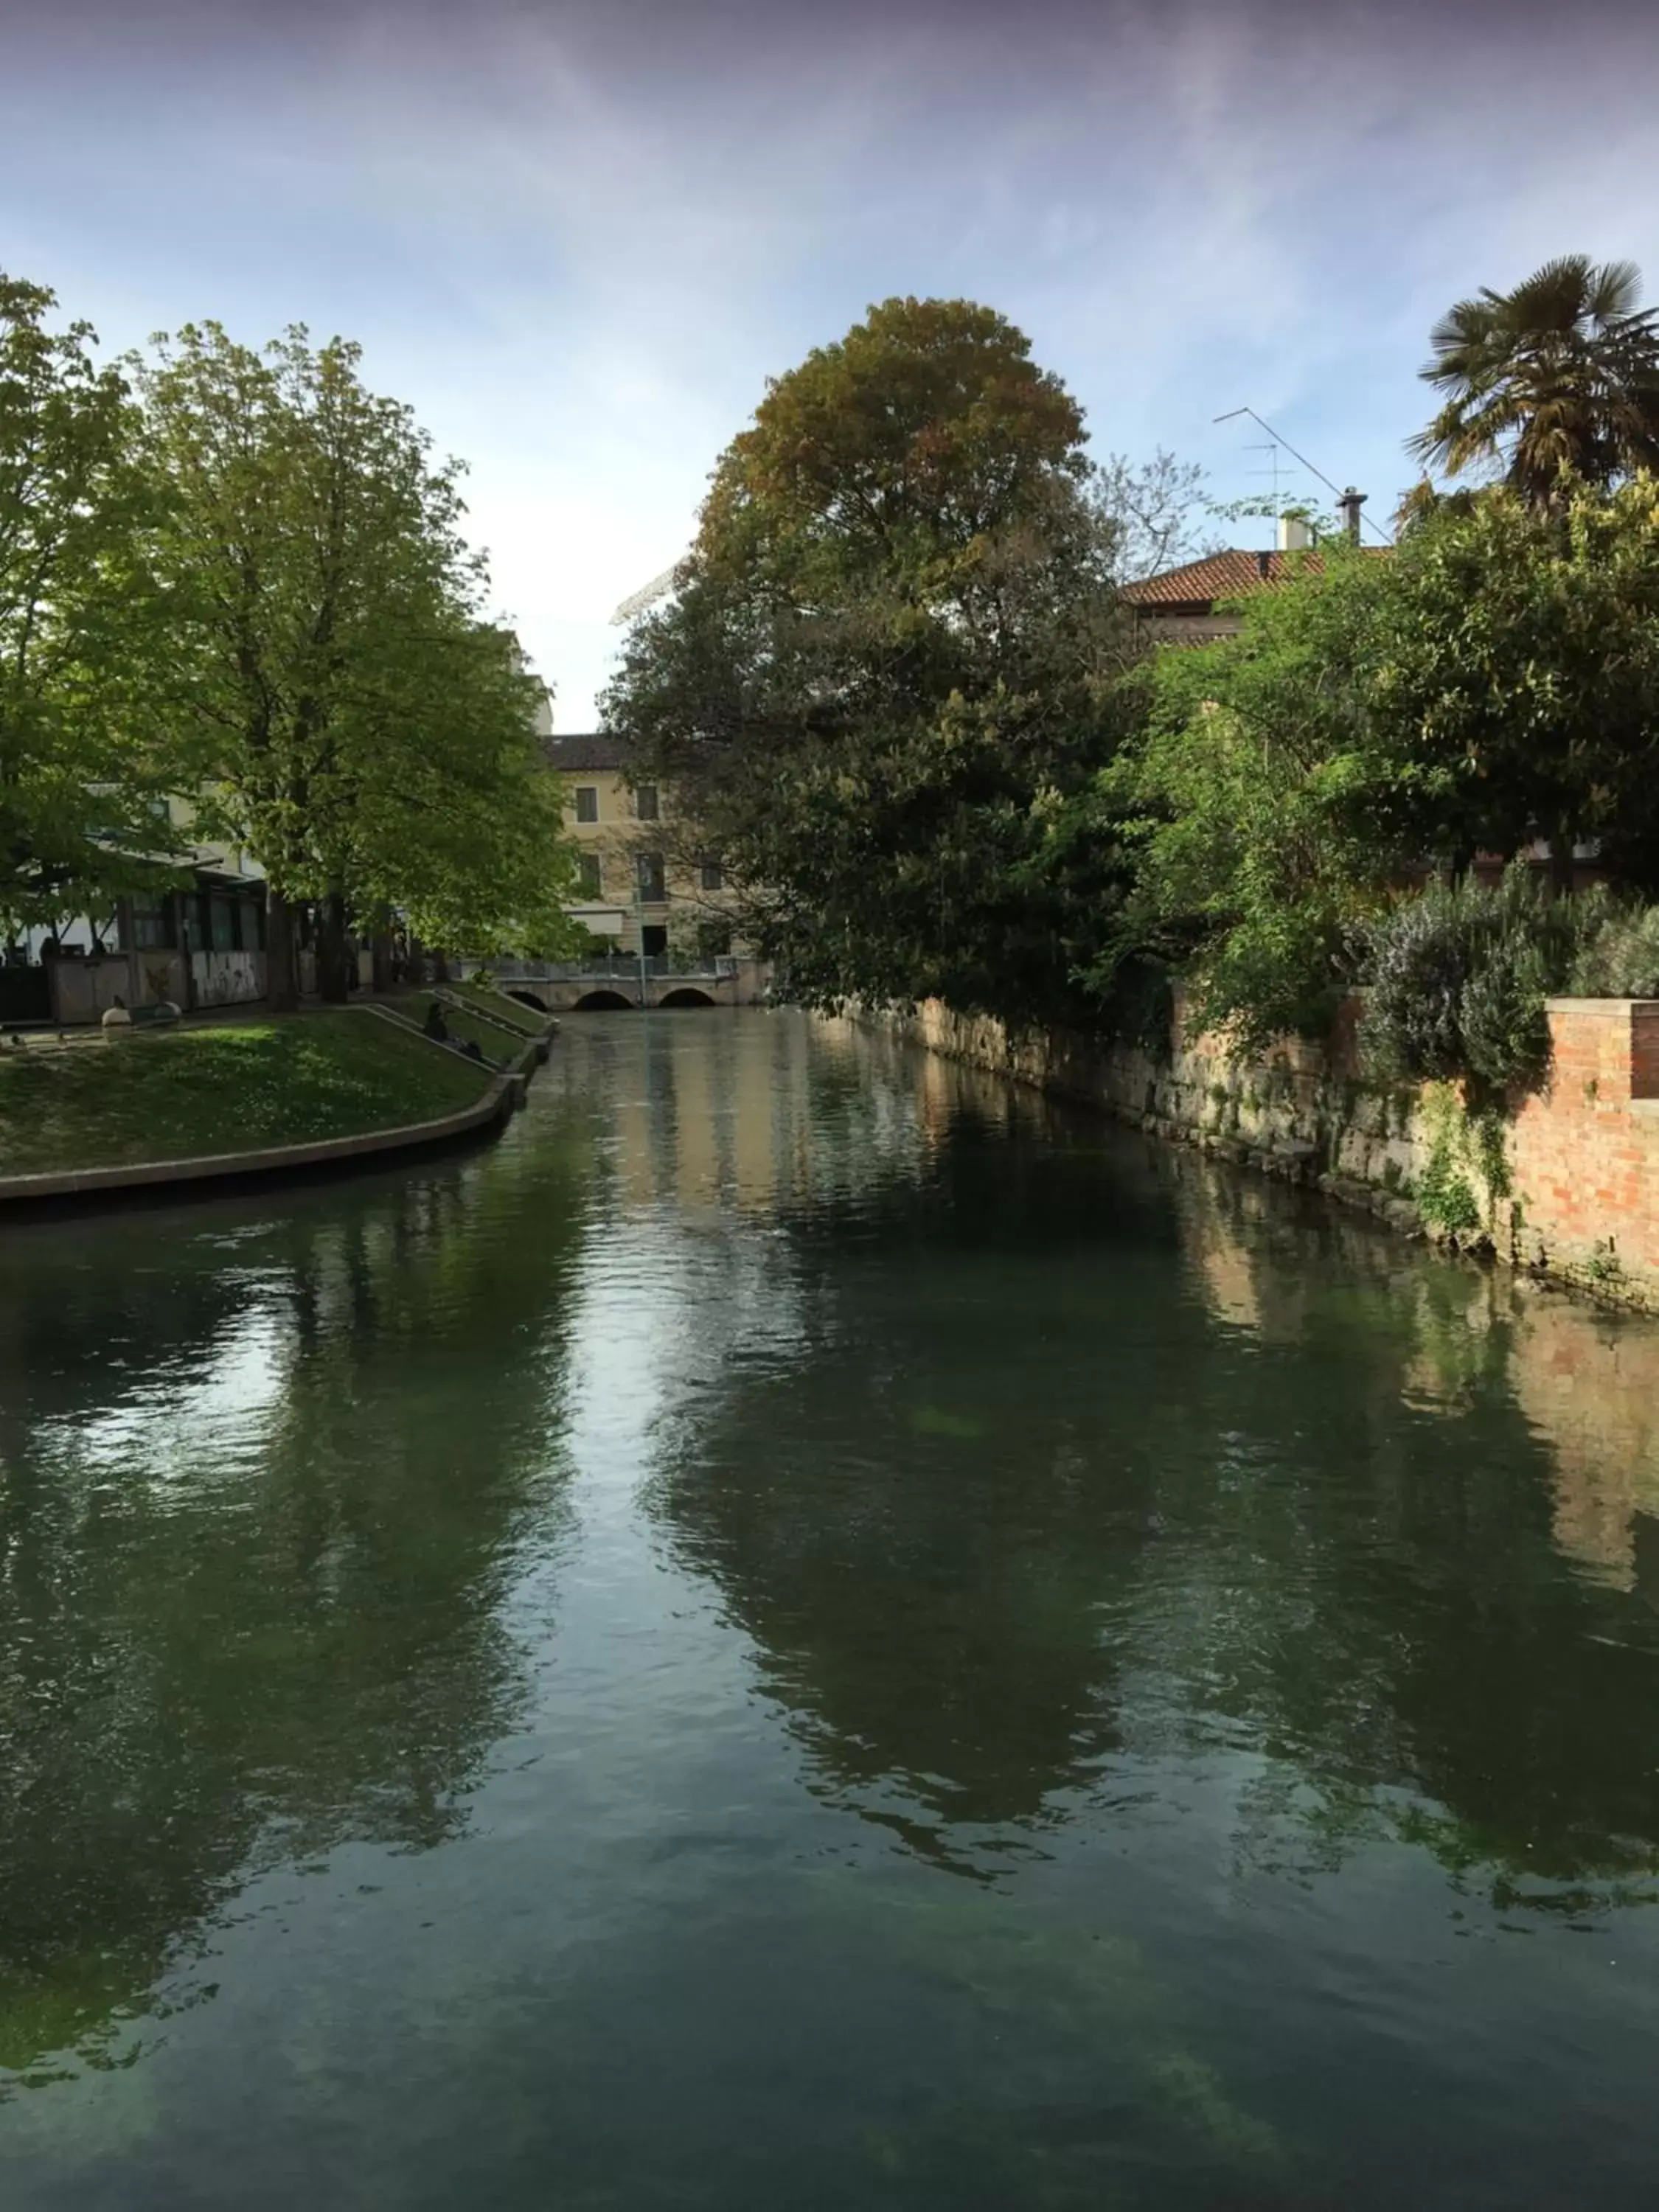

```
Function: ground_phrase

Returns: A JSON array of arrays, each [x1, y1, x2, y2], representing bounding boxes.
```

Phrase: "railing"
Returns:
[[483, 954, 742, 984]]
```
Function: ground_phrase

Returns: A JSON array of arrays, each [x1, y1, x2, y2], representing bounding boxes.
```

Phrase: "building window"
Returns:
[[700, 855, 724, 892], [574, 786, 599, 824], [634, 784, 660, 821], [209, 897, 238, 952], [636, 852, 667, 903], [128, 897, 173, 951], [237, 898, 265, 953], [577, 853, 602, 898]]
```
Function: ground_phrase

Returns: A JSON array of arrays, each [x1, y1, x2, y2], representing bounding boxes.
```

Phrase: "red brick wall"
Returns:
[[1509, 1001, 1659, 1300]]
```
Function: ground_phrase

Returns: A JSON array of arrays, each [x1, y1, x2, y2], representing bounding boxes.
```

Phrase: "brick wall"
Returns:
[[883, 993, 1659, 1313], [1509, 1001, 1659, 1301]]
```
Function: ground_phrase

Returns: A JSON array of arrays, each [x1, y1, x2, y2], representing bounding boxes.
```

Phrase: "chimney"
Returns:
[[1276, 512, 1312, 554], [1338, 487, 1366, 543]]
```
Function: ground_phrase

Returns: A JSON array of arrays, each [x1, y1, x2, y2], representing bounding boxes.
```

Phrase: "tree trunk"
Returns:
[[433, 947, 451, 986], [1549, 832, 1577, 897], [265, 888, 300, 1013], [317, 890, 352, 1004], [371, 928, 395, 995], [406, 934, 425, 990]]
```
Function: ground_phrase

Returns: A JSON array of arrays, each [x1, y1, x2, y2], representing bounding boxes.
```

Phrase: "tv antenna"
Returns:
[[1214, 406, 1395, 543], [1244, 437, 1294, 514]]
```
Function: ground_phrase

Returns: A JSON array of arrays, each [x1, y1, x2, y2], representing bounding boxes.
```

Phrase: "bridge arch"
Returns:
[[658, 987, 718, 1009], [572, 989, 636, 1011], [507, 988, 549, 1012]]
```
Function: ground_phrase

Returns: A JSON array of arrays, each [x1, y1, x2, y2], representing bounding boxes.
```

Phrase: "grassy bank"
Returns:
[[385, 992, 530, 1062], [448, 981, 547, 1035], [0, 1011, 493, 1179]]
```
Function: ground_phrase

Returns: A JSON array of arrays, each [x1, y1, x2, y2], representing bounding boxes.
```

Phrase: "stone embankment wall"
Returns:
[[886, 993, 1659, 1313]]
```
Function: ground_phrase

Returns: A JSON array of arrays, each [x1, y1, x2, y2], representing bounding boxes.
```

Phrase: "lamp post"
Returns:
[[634, 858, 647, 1009]]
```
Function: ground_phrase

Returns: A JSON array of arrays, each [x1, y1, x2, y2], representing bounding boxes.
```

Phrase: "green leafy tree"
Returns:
[[335, 603, 582, 960], [604, 296, 1137, 1023], [135, 323, 580, 1006], [0, 273, 181, 946], [1408, 255, 1659, 509], [1093, 478, 1659, 1047], [1374, 479, 1659, 888], [1089, 540, 1423, 1046]]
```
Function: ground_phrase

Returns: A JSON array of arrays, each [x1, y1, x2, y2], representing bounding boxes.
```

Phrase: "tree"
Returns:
[[135, 323, 580, 1006], [334, 605, 582, 961], [1088, 478, 1659, 1047], [1086, 539, 1423, 1046], [1374, 479, 1659, 889], [0, 273, 181, 947], [603, 296, 1138, 1024], [1090, 448, 1220, 582], [1408, 255, 1659, 509]]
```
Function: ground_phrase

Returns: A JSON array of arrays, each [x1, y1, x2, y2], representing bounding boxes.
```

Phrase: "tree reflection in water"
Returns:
[[642, 1043, 1659, 1916], [0, 1132, 588, 2082]]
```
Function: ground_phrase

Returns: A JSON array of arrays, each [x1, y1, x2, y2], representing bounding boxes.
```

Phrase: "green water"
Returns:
[[5, 1009, 1659, 2208]]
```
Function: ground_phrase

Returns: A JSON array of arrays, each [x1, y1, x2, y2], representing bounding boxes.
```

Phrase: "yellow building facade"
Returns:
[[545, 734, 743, 960]]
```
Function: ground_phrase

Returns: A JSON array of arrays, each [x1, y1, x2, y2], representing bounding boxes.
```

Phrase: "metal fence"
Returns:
[[481, 954, 741, 984]]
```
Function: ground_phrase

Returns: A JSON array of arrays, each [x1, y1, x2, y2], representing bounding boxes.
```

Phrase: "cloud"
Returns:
[[7, 0, 1659, 713]]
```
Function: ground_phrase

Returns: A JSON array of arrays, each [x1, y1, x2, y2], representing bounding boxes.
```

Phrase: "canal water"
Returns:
[[4, 1009, 1659, 2209]]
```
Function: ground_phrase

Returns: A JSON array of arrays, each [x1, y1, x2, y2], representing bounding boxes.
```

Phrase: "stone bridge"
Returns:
[[482, 954, 771, 1014]]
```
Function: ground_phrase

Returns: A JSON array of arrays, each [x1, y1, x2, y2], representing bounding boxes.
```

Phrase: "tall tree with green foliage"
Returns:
[[1090, 476, 1659, 1046], [135, 322, 579, 1006], [604, 296, 1140, 1023], [1408, 255, 1659, 509], [333, 601, 580, 961], [0, 273, 181, 947]]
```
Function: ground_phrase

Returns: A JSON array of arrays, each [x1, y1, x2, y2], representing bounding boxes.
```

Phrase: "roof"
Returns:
[[543, 732, 636, 773], [1119, 545, 1390, 611]]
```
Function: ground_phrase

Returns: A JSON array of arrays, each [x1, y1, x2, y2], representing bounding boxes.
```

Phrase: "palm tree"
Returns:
[[1408, 255, 1659, 508]]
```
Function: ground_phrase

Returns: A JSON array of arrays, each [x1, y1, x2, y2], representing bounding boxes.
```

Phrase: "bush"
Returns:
[[1569, 902, 1659, 998], [1361, 866, 1603, 1096]]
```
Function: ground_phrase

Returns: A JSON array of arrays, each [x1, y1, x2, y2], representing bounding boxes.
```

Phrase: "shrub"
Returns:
[[1569, 903, 1659, 998], [1361, 866, 1603, 1096]]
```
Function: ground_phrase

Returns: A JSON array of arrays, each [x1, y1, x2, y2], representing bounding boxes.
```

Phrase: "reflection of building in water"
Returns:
[[568, 1015, 1043, 1219], [1192, 1205, 1262, 1332], [602, 1014, 818, 1213], [560, 1015, 923, 1216], [1508, 1297, 1659, 1591]]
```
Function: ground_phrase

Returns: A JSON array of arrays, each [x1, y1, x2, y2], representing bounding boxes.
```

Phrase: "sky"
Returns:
[[6, 0, 1659, 727]]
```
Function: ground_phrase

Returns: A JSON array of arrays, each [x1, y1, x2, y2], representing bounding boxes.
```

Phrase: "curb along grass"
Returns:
[[0, 1003, 557, 1215]]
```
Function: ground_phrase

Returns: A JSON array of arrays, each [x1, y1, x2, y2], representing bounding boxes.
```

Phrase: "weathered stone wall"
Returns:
[[881, 992, 1659, 1313]]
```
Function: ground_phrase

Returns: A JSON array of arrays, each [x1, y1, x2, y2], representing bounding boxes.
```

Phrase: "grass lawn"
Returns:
[[0, 1010, 493, 1178], [448, 980, 547, 1035], [385, 993, 529, 1064]]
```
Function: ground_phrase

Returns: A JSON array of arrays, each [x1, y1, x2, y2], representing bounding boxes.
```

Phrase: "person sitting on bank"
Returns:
[[422, 1000, 450, 1042]]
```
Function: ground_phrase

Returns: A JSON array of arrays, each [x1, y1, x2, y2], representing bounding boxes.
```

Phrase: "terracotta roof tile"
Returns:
[[1120, 546, 1389, 609]]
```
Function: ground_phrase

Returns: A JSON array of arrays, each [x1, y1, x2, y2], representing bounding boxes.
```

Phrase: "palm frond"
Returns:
[[1408, 256, 1659, 504]]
